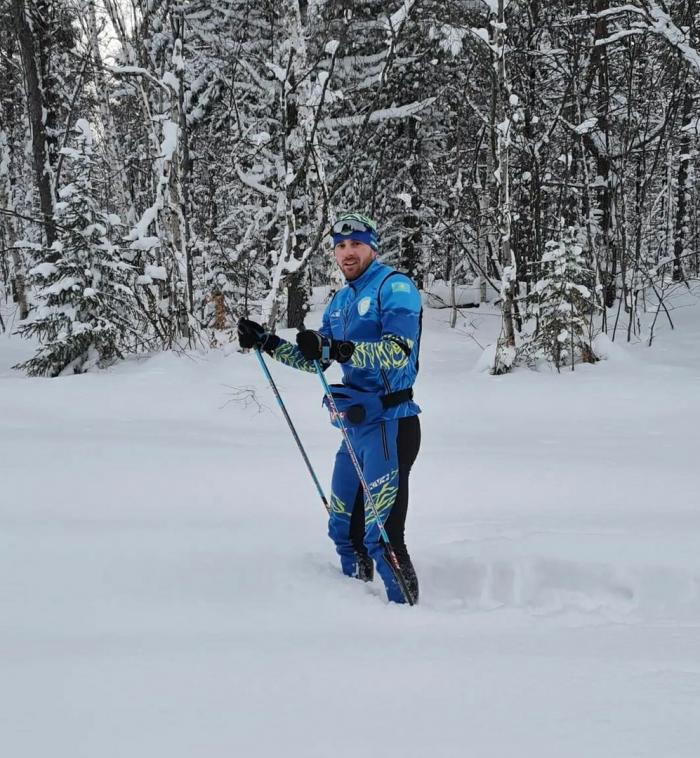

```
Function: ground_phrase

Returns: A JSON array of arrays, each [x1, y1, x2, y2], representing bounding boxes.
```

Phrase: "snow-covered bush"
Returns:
[[526, 228, 598, 370]]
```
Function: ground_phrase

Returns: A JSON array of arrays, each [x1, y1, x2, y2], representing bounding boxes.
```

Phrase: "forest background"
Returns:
[[1, 0, 699, 377]]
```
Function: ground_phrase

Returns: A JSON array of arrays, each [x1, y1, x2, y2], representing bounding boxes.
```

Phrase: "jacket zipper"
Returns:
[[380, 368, 391, 394], [343, 284, 355, 339]]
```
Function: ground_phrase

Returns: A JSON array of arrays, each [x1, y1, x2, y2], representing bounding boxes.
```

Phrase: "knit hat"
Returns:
[[331, 212, 379, 251]]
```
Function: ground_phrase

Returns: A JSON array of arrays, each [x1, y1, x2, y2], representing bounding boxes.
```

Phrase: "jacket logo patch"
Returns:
[[391, 281, 411, 294], [357, 297, 371, 316]]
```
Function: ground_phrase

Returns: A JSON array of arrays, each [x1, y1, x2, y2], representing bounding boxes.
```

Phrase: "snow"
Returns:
[[161, 119, 179, 159], [45, 276, 78, 295], [144, 264, 167, 281], [107, 65, 170, 92], [75, 118, 93, 146], [472, 26, 490, 44], [385, 0, 417, 33], [29, 261, 58, 279], [422, 278, 493, 308], [0, 130, 9, 177], [583, 1, 700, 73], [249, 131, 271, 146], [682, 117, 700, 135], [646, 0, 700, 73], [431, 23, 468, 56], [161, 70, 180, 93], [264, 61, 288, 83], [128, 235, 160, 251], [322, 98, 435, 128], [235, 166, 276, 197], [574, 117, 598, 134], [2, 286, 700, 758], [57, 181, 79, 198], [84, 223, 107, 237], [594, 28, 645, 48], [171, 39, 184, 72]]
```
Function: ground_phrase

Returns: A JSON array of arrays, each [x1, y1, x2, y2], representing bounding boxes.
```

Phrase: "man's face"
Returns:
[[334, 239, 376, 280]]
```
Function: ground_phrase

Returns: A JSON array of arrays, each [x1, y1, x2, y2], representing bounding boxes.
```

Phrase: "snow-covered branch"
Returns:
[[321, 98, 435, 128]]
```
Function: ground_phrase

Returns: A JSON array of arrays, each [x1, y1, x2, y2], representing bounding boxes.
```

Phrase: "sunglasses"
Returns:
[[332, 219, 372, 235]]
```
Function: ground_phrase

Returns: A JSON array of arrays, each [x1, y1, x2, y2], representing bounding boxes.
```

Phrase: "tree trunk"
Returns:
[[12, 0, 56, 249], [673, 81, 693, 282], [492, 0, 516, 374], [593, 2, 617, 308], [171, 20, 195, 337], [400, 116, 424, 288]]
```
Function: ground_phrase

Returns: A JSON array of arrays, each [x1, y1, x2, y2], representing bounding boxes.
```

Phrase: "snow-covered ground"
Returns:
[[2, 287, 699, 758]]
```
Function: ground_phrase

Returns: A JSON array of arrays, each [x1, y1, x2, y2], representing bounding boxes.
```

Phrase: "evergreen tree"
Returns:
[[527, 227, 598, 371], [15, 120, 137, 376]]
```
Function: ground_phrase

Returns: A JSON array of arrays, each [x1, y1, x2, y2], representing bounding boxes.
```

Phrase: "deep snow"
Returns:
[[1, 287, 699, 758]]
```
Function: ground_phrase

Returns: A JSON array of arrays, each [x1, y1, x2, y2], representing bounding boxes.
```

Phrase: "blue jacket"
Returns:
[[272, 259, 422, 421]]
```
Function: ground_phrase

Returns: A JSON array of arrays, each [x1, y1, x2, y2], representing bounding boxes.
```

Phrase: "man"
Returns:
[[237, 212, 422, 604]]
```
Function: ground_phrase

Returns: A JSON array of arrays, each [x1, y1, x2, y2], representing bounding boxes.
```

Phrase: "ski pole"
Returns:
[[312, 360, 415, 606], [254, 348, 330, 514]]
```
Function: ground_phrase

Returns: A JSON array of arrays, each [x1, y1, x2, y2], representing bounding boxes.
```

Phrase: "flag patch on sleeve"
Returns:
[[391, 281, 411, 293]]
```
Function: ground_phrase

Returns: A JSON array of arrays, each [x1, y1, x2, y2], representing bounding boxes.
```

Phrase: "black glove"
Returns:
[[296, 330, 355, 363], [237, 318, 280, 352]]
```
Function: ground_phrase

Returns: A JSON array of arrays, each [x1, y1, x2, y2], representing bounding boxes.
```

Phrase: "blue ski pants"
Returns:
[[328, 415, 420, 603]]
